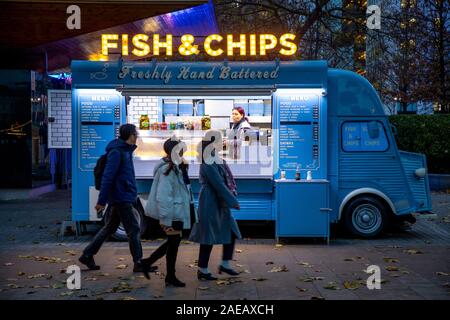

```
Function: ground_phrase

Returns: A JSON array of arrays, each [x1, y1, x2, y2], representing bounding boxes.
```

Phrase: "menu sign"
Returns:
[[277, 93, 320, 177], [279, 124, 314, 171], [279, 94, 318, 122], [79, 94, 120, 170]]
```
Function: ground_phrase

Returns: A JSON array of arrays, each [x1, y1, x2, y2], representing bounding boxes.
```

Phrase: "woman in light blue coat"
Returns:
[[189, 131, 242, 280], [142, 138, 191, 287]]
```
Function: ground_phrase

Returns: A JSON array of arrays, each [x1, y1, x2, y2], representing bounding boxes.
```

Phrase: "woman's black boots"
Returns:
[[165, 235, 185, 287]]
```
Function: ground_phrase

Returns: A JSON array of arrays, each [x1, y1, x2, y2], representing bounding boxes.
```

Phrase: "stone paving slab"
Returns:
[[0, 190, 449, 300], [0, 242, 449, 300]]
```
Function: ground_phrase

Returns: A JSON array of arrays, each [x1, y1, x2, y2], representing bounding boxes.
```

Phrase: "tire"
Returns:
[[343, 196, 388, 238], [103, 204, 148, 242]]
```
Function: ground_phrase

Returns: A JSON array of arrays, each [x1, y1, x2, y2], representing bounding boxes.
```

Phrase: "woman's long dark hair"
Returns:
[[163, 138, 188, 176]]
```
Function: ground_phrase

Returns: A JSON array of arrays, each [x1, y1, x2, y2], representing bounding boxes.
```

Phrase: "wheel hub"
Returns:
[[352, 203, 382, 235]]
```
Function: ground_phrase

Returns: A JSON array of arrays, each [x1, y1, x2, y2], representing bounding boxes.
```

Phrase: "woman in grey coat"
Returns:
[[189, 132, 242, 280]]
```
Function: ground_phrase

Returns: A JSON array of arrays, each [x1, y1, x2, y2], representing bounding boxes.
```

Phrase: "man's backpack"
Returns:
[[94, 150, 123, 190], [94, 153, 109, 190]]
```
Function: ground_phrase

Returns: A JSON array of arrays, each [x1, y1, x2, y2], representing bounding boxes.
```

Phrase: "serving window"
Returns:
[[126, 94, 274, 178]]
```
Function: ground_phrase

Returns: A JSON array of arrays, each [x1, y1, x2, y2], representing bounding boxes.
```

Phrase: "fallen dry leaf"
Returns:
[[344, 257, 363, 262], [65, 250, 77, 256], [118, 276, 136, 281], [297, 262, 312, 267], [181, 240, 192, 244], [95, 272, 110, 277], [343, 280, 362, 290], [300, 276, 324, 282], [311, 296, 325, 300], [115, 264, 128, 269], [17, 272, 26, 276], [121, 296, 136, 300], [268, 265, 289, 273], [296, 287, 308, 292], [251, 277, 268, 282], [323, 282, 340, 290], [60, 291, 75, 296], [198, 286, 210, 290], [436, 272, 449, 276], [52, 282, 65, 289], [216, 278, 242, 286], [7, 284, 24, 289], [30, 285, 50, 289], [153, 295, 164, 298], [404, 249, 423, 255], [4, 263, 14, 266], [27, 273, 52, 280], [118, 258, 126, 262], [383, 257, 399, 263], [385, 266, 400, 272], [265, 261, 274, 265], [235, 249, 243, 253], [110, 282, 133, 293], [84, 277, 98, 281]]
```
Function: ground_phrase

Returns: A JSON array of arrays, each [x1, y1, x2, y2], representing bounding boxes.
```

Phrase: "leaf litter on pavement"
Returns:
[[268, 265, 289, 273]]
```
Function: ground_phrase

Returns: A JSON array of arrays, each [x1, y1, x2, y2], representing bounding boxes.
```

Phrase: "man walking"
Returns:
[[79, 124, 149, 273]]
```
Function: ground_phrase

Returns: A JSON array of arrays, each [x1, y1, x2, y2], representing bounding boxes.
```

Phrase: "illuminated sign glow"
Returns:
[[100, 33, 297, 58]]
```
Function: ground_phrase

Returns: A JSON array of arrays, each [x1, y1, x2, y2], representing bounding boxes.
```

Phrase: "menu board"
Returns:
[[279, 124, 315, 171], [279, 94, 318, 122], [79, 94, 120, 170], [277, 93, 320, 178]]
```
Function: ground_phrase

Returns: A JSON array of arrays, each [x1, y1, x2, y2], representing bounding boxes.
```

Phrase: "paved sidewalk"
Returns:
[[0, 190, 449, 300]]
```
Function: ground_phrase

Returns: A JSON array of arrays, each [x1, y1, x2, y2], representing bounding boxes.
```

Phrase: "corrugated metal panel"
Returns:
[[339, 152, 415, 213], [399, 151, 432, 211], [194, 193, 273, 221]]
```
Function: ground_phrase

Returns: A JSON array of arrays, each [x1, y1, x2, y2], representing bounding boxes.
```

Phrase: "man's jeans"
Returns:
[[83, 203, 143, 263]]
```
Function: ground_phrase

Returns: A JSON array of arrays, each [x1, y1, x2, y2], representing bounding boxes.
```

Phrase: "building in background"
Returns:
[[0, 0, 214, 190]]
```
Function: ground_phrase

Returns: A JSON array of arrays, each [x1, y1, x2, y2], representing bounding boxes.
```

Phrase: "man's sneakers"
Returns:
[[78, 254, 100, 270]]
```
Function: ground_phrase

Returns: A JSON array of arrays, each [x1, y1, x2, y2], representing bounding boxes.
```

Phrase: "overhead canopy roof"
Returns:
[[0, 0, 215, 72]]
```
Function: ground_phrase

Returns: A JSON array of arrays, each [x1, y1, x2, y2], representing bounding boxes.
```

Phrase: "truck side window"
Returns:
[[342, 121, 389, 152]]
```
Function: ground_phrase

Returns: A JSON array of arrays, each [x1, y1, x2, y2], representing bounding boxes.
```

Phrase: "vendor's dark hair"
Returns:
[[163, 138, 187, 176], [119, 124, 137, 140], [233, 107, 249, 122]]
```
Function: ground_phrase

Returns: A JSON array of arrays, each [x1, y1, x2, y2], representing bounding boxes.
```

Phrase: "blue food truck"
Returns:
[[71, 59, 431, 240]]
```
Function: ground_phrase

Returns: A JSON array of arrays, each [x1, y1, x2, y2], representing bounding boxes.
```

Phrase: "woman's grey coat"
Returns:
[[189, 161, 242, 245]]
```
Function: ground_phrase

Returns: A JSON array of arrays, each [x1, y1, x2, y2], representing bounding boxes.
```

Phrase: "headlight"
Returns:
[[415, 168, 426, 178]]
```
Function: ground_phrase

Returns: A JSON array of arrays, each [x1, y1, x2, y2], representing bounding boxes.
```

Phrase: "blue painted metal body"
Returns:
[[71, 60, 431, 237]]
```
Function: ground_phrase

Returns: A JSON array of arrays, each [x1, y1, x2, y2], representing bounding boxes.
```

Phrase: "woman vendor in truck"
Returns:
[[223, 107, 252, 159]]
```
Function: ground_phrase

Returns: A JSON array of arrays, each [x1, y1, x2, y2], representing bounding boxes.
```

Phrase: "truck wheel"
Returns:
[[110, 207, 147, 241], [343, 196, 387, 238]]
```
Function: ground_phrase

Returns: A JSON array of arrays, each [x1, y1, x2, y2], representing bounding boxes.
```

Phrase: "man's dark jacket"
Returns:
[[97, 138, 137, 206]]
